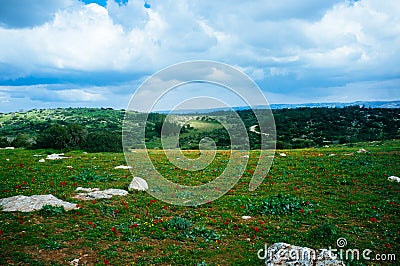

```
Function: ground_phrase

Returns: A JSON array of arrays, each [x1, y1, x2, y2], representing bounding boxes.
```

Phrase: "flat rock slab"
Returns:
[[73, 188, 129, 200], [0, 194, 77, 212], [46, 153, 72, 160], [264, 243, 345, 266], [114, 165, 132, 169]]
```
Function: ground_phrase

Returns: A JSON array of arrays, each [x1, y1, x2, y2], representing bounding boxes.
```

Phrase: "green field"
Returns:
[[0, 140, 399, 265]]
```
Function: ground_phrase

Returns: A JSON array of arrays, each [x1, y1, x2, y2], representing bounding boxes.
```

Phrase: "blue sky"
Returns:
[[0, 0, 399, 112]]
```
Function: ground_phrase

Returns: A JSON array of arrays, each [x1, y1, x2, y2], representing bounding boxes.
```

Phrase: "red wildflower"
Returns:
[[149, 199, 157, 204], [240, 205, 245, 209], [133, 223, 138, 228], [224, 221, 229, 225], [253, 227, 259, 232], [385, 243, 390, 248], [233, 225, 238, 230], [88, 221, 93, 225], [114, 209, 119, 214], [390, 201, 395, 205], [369, 217, 377, 223], [92, 224, 97, 229], [372, 206, 376, 209], [92, 200, 96, 204], [0, 229, 2, 235], [300, 209, 305, 213], [125, 205, 129, 210], [104, 259, 109, 265], [111, 227, 117, 234]]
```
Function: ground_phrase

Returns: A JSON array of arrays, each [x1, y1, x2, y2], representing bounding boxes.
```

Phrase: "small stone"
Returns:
[[128, 177, 148, 191], [241, 215, 252, 220], [114, 165, 133, 169], [46, 153, 71, 160], [388, 176, 400, 183], [38, 159, 45, 163], [357, 148, 368, 153], [279, 153, 287, 157]]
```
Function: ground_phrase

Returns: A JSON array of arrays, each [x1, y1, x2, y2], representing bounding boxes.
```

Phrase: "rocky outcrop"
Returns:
[[73, 188, 129, 200], [262, 243, 345, 266], [0, 194, 77, 212]]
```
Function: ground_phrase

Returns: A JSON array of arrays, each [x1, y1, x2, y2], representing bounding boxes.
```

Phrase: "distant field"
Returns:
[[189, 120, 223, 131], [0, 140, 399, 265]]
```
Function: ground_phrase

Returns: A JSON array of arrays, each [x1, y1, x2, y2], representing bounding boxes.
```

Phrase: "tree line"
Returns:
[[0, 106, 399, 151]]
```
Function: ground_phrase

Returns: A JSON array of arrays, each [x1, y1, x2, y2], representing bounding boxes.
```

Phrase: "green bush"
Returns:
[[166, 217, 192, 231], [307, 223, 341, 246], [39, 205, 65, 216], [0, 137, 10, 148]]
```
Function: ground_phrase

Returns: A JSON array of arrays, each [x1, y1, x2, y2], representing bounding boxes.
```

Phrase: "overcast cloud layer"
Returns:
[[0, 0, 399, 112]]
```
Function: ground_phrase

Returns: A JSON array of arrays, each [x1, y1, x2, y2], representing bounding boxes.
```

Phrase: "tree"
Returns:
[[35, 124, 69, 150], [11, 134, 31, 148], [0, 137, 10, 148], [67, 123, 87, 149], [83, 131, 122, 152]]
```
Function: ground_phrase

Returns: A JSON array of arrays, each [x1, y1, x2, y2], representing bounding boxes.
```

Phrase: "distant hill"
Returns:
[[0, 105, 399, 150], [158, 100, 400, 114]]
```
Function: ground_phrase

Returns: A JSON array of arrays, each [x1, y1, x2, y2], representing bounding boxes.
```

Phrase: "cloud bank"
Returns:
[[0, 0, 399, 112]]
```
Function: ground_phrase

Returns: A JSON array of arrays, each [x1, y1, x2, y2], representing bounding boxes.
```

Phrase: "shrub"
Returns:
[[166, 217, 192, 231], [307, 223, 341, 246], [39, 205, 65, 216]]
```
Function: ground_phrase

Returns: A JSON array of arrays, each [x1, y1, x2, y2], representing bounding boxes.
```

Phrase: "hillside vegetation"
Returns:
[[0, 106, 399, 151]]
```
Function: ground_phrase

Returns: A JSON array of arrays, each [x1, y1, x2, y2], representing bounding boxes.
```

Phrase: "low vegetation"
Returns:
[[0, 106, 399, 151], [0, 140, 399, 265]]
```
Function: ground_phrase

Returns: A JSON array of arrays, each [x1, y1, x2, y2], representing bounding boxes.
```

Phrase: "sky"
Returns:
[[0, 0, 399, 112]]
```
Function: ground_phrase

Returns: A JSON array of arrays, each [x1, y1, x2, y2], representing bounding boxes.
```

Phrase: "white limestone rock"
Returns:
[[128, 177, 148, 191], [263, 242, 345, 266], [46, 153, 71, 160], [0, 194, 77, 212], [73, 188, 128, 200], [388, 176, 400, 183], [114, 165, 133, 169]]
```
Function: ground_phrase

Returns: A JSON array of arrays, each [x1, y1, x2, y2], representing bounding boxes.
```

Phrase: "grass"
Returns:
[[0, 140, 399, 265]]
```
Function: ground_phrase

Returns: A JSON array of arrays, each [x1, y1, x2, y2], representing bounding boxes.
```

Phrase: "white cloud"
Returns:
[[0, 0, 399, 112]]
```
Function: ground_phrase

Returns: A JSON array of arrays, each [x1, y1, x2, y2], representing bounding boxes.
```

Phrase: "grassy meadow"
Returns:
[[0, 140, 399, 265]]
